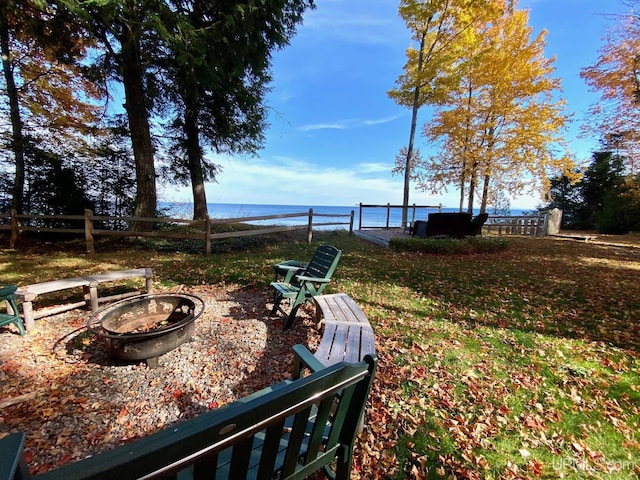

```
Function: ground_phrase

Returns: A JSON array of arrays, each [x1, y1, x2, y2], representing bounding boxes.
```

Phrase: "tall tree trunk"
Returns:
[[480, 174, 490, 214], [183, 102, 208, 220], [459, 84, 474, 213], [0, 12, 25, 214], [402, 31, 427, 227], [458, 176, 465, 212], [467, 161, 478, 213], [480, 127, 495, 214], [119, 2, 156, 230]]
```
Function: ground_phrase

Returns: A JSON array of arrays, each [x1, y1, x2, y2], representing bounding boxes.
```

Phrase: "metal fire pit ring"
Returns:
[[87, 293, 205, 367]]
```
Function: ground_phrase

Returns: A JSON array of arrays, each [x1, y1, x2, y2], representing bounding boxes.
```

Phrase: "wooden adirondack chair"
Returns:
[[0, 286, 26, 336], [270, 246, 342, 329]]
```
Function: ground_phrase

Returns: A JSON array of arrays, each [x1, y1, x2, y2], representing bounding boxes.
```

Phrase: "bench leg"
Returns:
[[145, 275, 153, 294], [22, 301, 34, 330], [87, 285, 99, 312]]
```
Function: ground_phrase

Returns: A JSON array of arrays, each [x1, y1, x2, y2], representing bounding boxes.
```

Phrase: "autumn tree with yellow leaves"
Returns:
[[392, 0, 576, 214], [388, 0, 501, 225]]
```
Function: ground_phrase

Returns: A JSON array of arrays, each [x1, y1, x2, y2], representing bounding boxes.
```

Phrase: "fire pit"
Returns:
[[87, 293, 205, 367]]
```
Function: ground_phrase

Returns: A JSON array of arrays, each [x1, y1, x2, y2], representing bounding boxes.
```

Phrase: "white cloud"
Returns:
[[297, 122, 350, 132], [297, 114, 403, 132], [161, 156, 422, 206], [302, 1, 406, 46], [159, 155, 542, 211], [358, 162, 392, 173]]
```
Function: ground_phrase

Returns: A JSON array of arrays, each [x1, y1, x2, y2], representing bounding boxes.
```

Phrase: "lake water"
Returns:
[[161, 202, 534, 230]]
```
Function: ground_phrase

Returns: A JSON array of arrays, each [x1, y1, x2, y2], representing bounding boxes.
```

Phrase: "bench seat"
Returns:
[[294, 293, 375, 378], [16, 268, 153, 330], [314, 293, 375, 366]]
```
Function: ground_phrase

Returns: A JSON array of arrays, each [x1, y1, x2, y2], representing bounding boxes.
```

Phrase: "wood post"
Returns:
[[10, 209, 18, 248], [205, 215, 211, 255], [385, 203, 391, 229], [84, 209, 94, 254], [307, 208, 313, 244], [349, 210, 354, 234]]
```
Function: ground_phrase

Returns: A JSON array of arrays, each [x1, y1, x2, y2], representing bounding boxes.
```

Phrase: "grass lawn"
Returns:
[[1, 230, 639, 479]]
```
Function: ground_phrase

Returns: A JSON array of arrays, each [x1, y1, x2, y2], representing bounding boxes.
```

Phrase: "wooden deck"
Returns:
[[353, 228, 405, 247]]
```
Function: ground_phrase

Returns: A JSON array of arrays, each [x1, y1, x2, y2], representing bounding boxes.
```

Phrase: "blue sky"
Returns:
[[162, 0, 627, 210]]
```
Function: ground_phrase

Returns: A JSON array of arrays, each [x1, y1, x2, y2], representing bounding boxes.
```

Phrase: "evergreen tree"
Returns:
[[157, 0, 314, 220], [547, 150, 640, 233]]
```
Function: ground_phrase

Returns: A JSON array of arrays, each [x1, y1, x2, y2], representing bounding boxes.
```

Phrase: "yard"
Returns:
[[1, 230, 639, 479]]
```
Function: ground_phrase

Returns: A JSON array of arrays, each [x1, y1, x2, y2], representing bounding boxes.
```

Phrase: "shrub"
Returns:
[[389, 236, 510, 254]]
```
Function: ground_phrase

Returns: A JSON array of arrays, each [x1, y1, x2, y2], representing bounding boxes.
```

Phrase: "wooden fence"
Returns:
[[358, 203, 442, 230], [484, 213, 548, 236], [0, 208, 354, 255], [356, 204, 549, 236]]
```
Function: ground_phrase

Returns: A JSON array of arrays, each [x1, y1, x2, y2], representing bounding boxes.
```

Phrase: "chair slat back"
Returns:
[[303, 246, 341, 281]]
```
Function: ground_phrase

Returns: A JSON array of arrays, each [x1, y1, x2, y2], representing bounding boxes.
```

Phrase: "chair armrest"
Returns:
[[295, 275, 331, 284], [273, 261, 307, 283], [292, 344, 326, 378]]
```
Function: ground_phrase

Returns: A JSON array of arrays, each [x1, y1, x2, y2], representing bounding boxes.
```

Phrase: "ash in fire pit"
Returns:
[[87, 293, 204, 367]]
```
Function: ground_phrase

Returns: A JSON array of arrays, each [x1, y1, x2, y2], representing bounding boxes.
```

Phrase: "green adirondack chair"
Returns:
[[270, 245, 342, 329]]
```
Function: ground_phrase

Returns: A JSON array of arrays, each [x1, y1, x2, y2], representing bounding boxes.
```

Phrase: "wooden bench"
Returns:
[[1, 345, 378, 480], [293, 293, 375, 377], [16, 268, 154, 330]]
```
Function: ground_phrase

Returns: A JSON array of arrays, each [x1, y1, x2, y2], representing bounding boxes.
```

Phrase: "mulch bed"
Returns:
[[0, 284, 321, 476]]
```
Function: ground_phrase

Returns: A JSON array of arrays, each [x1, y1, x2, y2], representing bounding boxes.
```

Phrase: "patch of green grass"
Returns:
[[389, 236, 510, 254]]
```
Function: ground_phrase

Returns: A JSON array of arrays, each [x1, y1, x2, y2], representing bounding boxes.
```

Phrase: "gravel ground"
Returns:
[[0, 284, 321, 475]]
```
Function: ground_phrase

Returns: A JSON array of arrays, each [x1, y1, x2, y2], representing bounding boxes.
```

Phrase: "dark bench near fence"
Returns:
[[2, 345, 377, 480], [412, 212, 488, 238], [16, 268, 154, 330]]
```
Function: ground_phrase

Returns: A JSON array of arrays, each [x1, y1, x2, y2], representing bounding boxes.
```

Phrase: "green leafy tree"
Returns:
[[87, 118, 136, 228], [546, 171, 586, 228], [158, 0, 313, 220], [547, 149, 640, 233], [60, 0, 165, 228]]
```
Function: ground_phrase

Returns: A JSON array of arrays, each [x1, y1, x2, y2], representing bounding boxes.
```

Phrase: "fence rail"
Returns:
[[1, 208, 354, 255], [358, 203, 442, 230], [356, 204, 551, 237], [484, 213, 548, 236]]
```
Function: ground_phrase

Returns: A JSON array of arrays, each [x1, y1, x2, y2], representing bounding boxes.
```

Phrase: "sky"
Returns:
[[161, 0, 629, 210]]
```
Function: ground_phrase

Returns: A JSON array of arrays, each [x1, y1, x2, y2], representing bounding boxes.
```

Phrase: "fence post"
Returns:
[[358, 203, 362, 230], [385, 203, 390, 229], [10, 209, 18, 248], [307, 208, 313, 244], [84, 209, 94, 254], [536, 210, 549, 236], [546, 208, 562, 235], [205, 215, 211, 255], [349, 210, 354, 233]]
